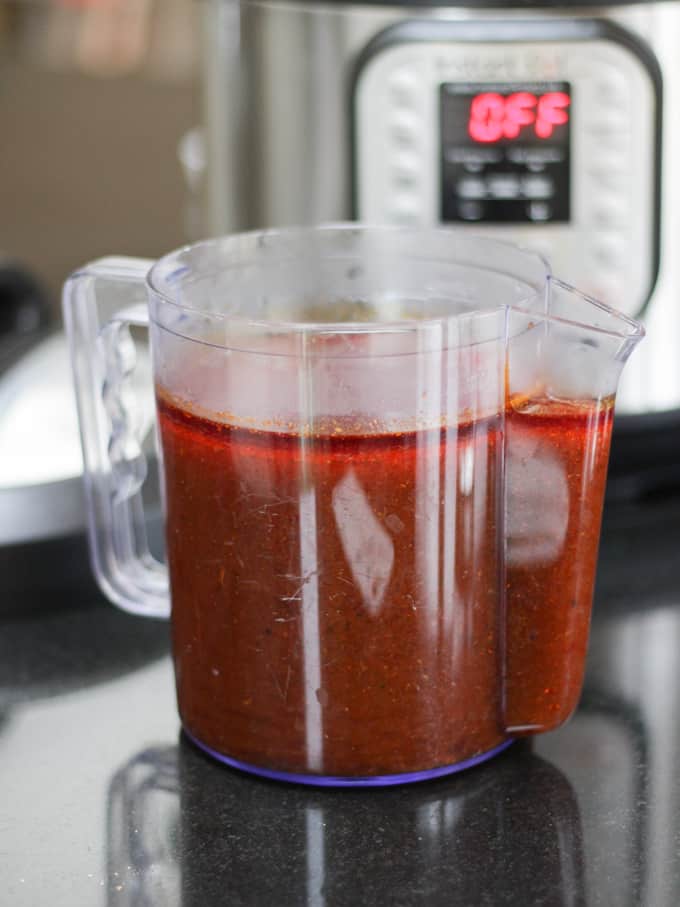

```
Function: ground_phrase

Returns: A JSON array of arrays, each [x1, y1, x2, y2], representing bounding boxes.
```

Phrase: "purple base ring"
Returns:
[[183, 728, 514, 787]]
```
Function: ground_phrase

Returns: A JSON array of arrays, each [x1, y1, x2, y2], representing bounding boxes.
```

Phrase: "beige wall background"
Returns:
[[0, 0, 198, 311]]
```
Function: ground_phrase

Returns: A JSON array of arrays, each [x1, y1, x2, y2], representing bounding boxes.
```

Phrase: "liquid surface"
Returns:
[[157, 392, 612, 777]]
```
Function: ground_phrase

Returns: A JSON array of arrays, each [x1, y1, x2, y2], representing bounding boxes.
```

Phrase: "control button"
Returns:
[[591, 235, 627, 269], [390, 113, 419, 146], [393, 150, 419, 189], [527, 201, 552, 222], [458, 200, 484, 221], [592, 146, 628, 166], [521, 175, 554, 200], [457, 177, 486, 200], [389, 69, 418, 107], [527, 162, 546, 173], [394, 170, 417, 189], [588, 167, 626, 192], [591, 200, 628, 227], [598, 78, 629, 109], [592, 64, 629, 105], [394, 151, 419, 172], [585, 116, 630, 139], [487, 174, 520, 200], [583, 60, 626, 86], [600, 110, 630, 131], [390, 199, 420, 223]]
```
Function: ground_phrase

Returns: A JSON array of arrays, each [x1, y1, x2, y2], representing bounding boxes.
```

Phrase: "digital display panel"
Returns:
[[440, 82, 571, 224]]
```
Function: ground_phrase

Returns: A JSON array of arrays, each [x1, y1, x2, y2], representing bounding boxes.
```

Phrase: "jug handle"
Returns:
[[63, 258, 169, 618]]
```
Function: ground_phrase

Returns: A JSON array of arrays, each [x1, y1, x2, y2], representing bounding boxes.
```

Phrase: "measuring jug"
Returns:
[[63, 225, 643, 786]]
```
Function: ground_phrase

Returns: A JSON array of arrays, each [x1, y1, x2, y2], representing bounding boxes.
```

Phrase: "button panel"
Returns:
[[355, 34, 658, 318], [440, 81, 571, 223]]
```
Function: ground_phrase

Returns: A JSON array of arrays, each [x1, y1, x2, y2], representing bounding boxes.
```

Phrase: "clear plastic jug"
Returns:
[[63, 225, 643, 786]]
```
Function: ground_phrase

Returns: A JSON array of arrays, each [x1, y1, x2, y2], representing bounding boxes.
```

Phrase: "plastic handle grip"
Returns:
[[63, 257, 169, 618]]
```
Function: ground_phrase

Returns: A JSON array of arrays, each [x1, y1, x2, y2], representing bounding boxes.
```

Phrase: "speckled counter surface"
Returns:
[[2, 496, 680, 906]]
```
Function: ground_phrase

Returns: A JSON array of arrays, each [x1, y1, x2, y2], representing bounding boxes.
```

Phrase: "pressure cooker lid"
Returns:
[[0, 331, 155, 547]]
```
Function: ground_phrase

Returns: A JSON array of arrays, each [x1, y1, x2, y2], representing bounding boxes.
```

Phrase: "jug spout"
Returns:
[[503, 278, 643, 736], [509, 277, 644, 405]]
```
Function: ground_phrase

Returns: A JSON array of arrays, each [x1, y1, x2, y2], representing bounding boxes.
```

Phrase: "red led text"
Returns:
[[468, 91, 571, 143]]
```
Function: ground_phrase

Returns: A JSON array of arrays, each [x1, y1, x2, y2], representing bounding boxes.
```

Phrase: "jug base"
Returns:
[[183, 729, 514, 787]]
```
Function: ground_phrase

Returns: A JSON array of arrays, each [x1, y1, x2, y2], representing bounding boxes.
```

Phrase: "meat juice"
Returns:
[[157, 391, 613, 777]]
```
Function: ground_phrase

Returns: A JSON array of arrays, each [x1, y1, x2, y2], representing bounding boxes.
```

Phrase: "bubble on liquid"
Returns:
[[385, 513, 405, 534]]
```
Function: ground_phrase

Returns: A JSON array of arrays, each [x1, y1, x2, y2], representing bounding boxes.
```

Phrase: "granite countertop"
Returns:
[[3, 495, 680, 906]]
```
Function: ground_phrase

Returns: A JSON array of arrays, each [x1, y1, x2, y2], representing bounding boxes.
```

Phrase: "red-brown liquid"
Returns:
[[504, 398, 613, 733], [157, 391, 612, 777]]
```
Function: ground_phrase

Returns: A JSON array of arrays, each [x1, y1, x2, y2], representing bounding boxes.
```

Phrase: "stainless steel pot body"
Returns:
[[201, 0, 680, 416]]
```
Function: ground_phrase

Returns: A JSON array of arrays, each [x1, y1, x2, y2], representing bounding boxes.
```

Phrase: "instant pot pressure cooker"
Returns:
[[200, 0, 679, 439]]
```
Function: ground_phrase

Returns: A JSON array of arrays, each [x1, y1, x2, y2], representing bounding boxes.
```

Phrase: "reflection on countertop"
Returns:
[[3, 495, 680, 905], [108, 738, 586, 907]]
